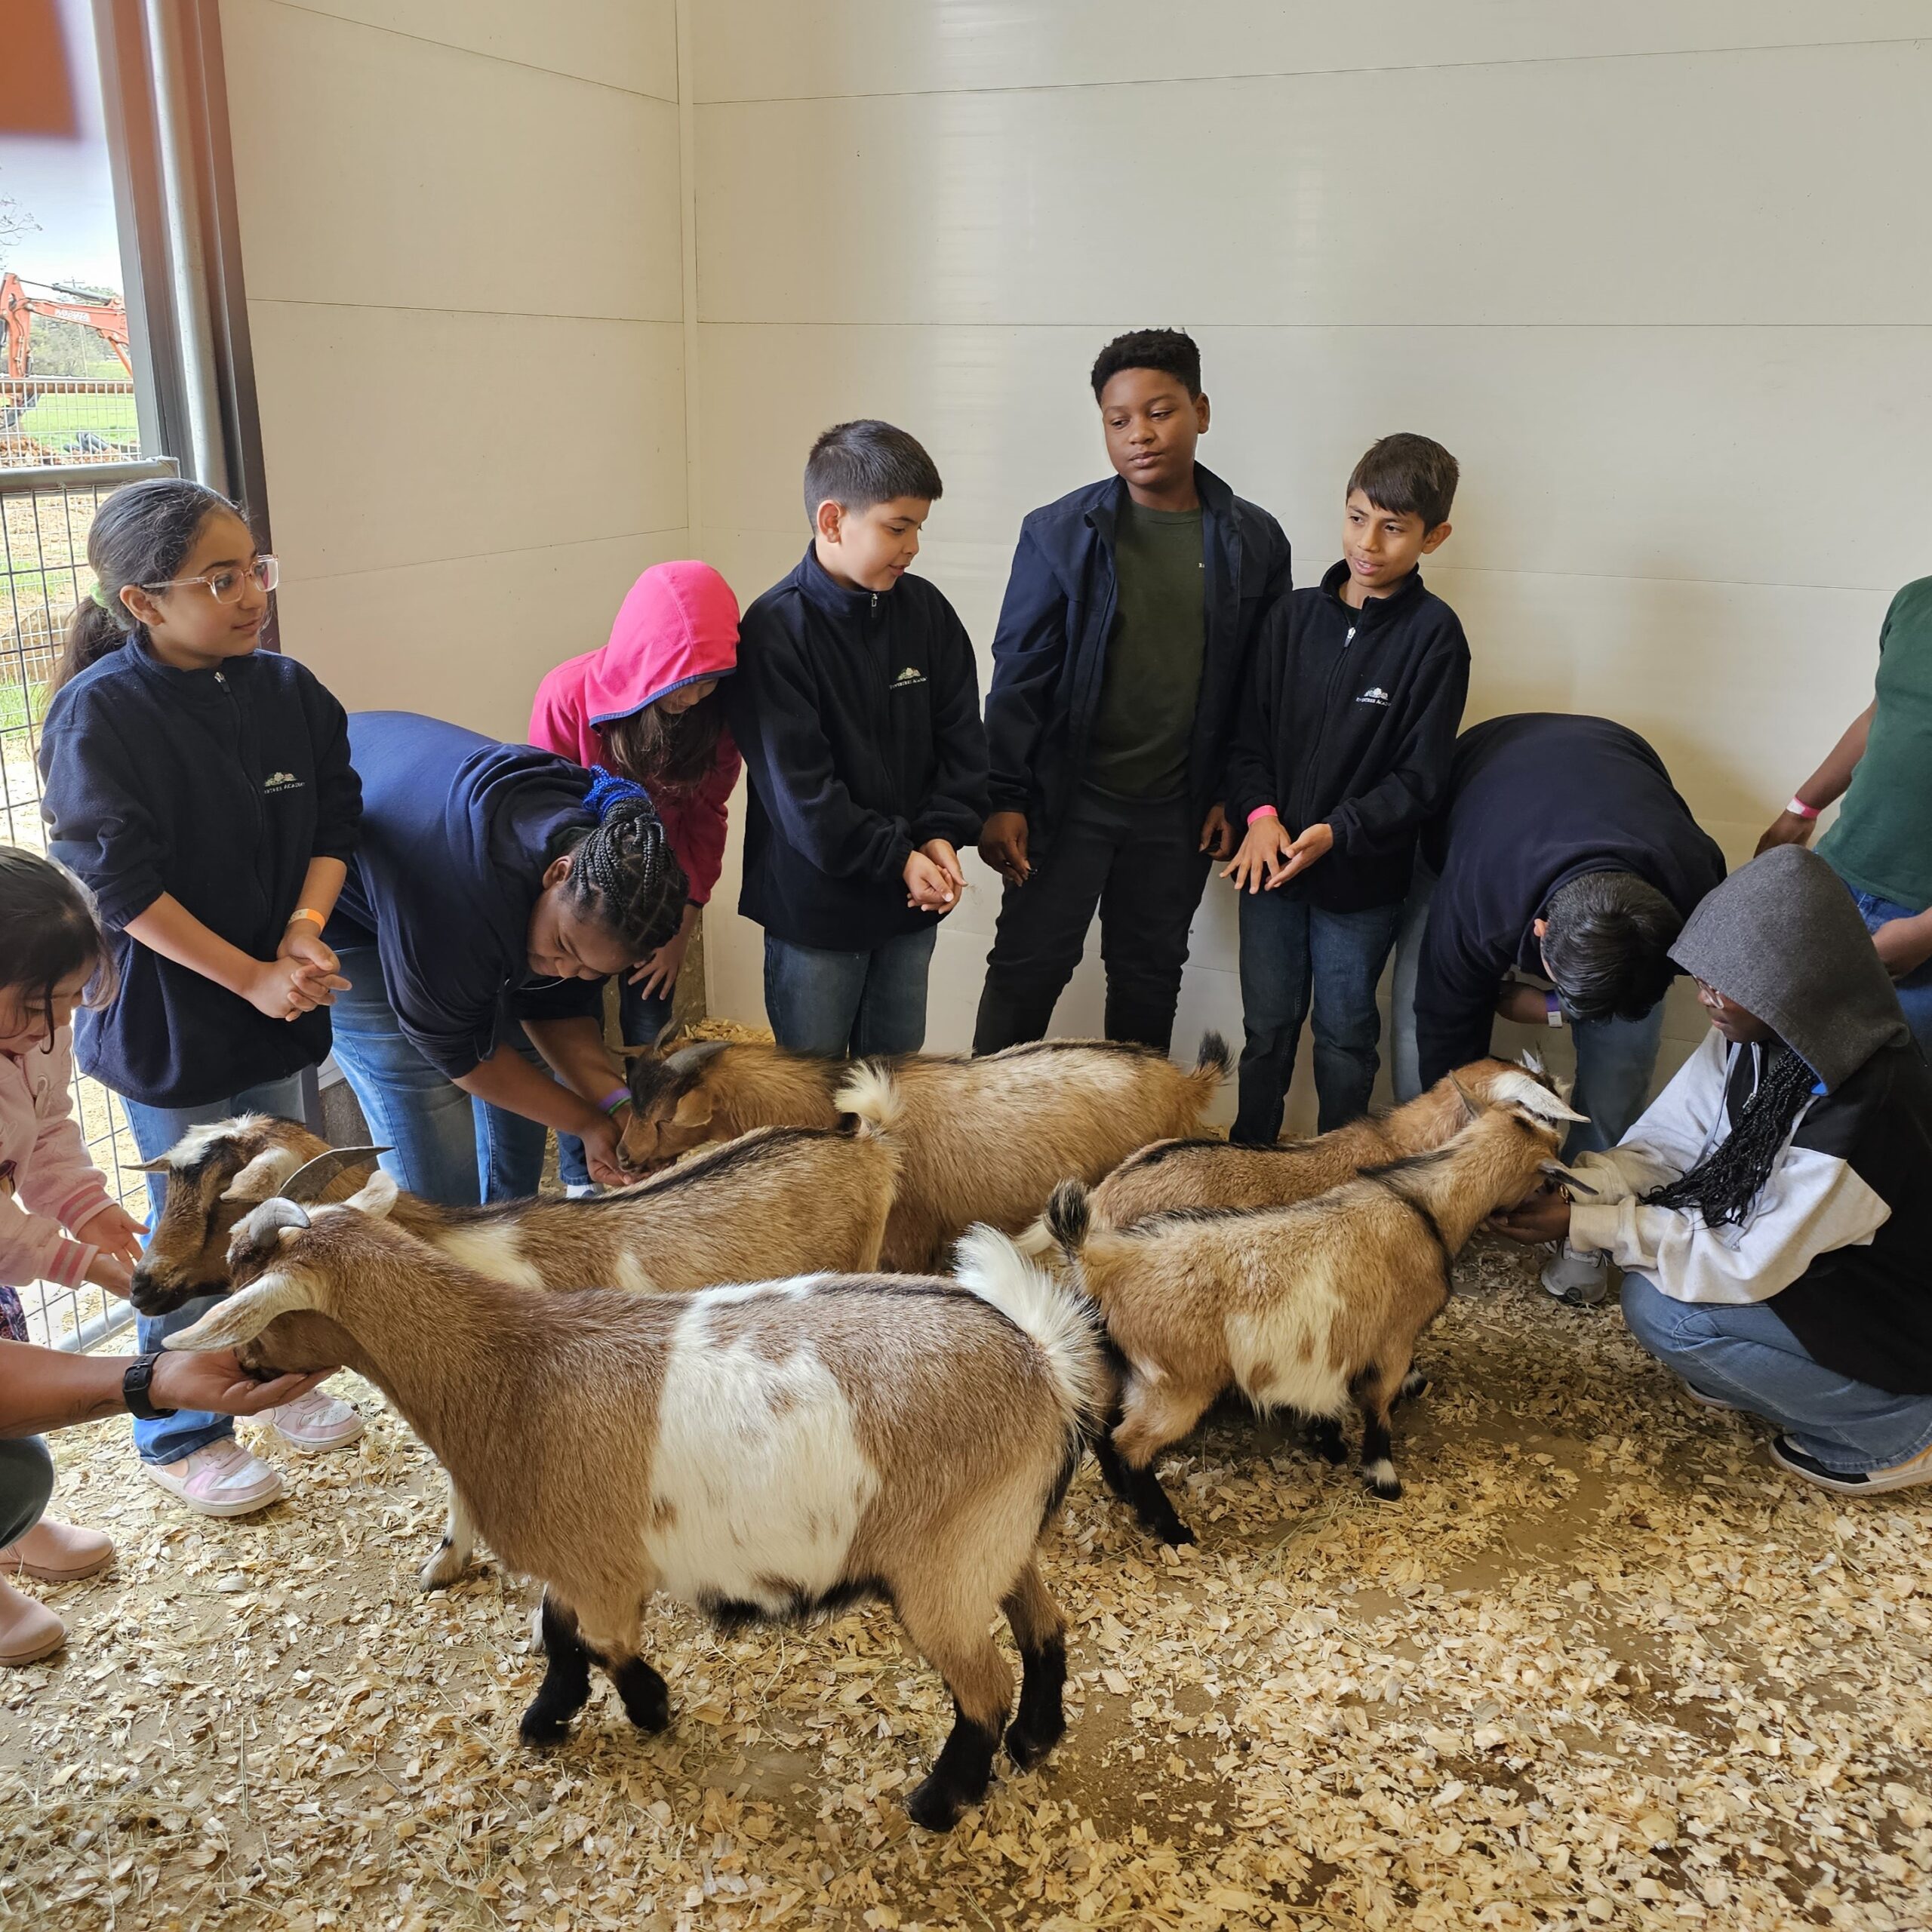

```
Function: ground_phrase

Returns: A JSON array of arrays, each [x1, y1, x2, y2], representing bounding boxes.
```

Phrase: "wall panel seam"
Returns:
[[282, 528, 694, 584], [253, 0, 679, 103], [252, 299, 685, 325]]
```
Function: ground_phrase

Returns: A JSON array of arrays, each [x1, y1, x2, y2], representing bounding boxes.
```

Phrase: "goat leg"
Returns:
[[521, 1595, 595, 1746], [1352, 1361, 1405, 1501], [1395, 1367, 1429, 1407], [419, 1482, 477, 1592], [605, 1654, 672, 1734], [1305, 1415, 1349, 1466], [1000, 1560, 1069, 1772], [897, 1585, 1011, 1832]]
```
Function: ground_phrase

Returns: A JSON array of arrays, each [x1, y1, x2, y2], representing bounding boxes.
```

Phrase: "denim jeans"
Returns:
[[1831, 876, 1932, 1064], [1233, 891, 1402, 1141], [763, 925, 937, 1058], [974, 786, 1212, 1055], [1620, 1272, 1932, 1474], [1391, 861, 1665, 1158], [121, 1070, 311, 1465], [328, 946, 544, 1206], [0, 1436, 54, 1546], [555, 976, 672, 1190]]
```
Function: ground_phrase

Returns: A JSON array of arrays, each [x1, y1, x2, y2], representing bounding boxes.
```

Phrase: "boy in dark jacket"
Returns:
[[974, 330, 1291, 1056], [1223, 435, 1469, 1141], [728, 420, 989, 1057]]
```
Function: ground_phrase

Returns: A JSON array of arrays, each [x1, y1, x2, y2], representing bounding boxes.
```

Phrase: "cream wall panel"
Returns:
[[260, 0, 678, 97], [695, 0, 1930, 101], [223, 1, 681, 317], [700, 322, 1932, 591], [697, 42, 1932, 325], [249, 303, 685, 580], [275, 531, 691, 741]]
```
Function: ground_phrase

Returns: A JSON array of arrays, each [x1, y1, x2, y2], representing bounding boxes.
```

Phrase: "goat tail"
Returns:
[[952, 1225, 1110, 1436], [1044, 1179, 1091, 1258], [833, 1060, 905, 1142], [1011, 1215, 1057, 1261], [1193, 1030, 1232, 1082]]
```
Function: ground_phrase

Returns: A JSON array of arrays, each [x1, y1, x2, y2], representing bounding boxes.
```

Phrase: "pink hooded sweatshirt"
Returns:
[[529, 561, 743, 906], [1, 1026, 115, 1294]]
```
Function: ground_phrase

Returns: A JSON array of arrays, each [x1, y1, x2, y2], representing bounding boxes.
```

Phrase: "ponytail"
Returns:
[[51, 476, 240, 694], [555, 771, 688, 957]]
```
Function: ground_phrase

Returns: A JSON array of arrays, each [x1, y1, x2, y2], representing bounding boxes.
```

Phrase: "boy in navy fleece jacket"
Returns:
[[1223, 435, 1468, 1141], [727, 420, 988, 1057]]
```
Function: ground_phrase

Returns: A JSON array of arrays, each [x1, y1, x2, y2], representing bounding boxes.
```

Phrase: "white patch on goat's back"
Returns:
[[1224, 1252, 1351, 1420], [434, 1222, 546, 1288], [648, 1297, 876, 1612], [611, 1248, 657, 1295]]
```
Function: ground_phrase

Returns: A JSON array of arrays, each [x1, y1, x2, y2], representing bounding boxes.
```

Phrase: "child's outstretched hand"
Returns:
[[1222, 816, 1294, 894], [904, 846, 961, 912], [73, 1201, 147, 1269], [83, 1251, 134, 1300]]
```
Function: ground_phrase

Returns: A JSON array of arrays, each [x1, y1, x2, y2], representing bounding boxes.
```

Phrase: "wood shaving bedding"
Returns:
[[3, 1235, 1927, 1930]]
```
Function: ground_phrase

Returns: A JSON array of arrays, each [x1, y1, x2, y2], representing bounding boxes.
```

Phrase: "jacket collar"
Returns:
[[126, 637, 251, 706], [1087, 462, 1235, 543], [791, 546, 893, 622], [1318, 558, 1426, 626]]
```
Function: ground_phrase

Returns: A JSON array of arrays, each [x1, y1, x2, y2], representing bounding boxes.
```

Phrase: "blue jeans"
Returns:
[[555, 977, 672, 1190], [764, 926, 937, 1058], [1833, 878, 1932, 1064], [328, 946, 544, 1206], [121, 1071, 311, 1465], [1233, 891, 1401, 1141], [1621, 1272, 1932, 1474], [1391, 861, 1665, 1158]]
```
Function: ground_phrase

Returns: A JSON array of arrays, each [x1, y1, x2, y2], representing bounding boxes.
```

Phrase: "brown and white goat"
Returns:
[[1046, 1082, 1586, 1542], [1048, 1055, 1561, 1242], [171, 1189, 1106, 1832], [129, 1109, 902, 1588], [831, 1034, 1232, 1271], [615, 1038, 846, 1168]]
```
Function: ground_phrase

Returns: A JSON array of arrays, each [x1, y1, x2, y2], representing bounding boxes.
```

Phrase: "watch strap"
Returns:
[[123, 1352, 177, 1421]]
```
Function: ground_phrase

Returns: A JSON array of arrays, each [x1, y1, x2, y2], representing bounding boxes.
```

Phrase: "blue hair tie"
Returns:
[[583, 764, 654, 822]]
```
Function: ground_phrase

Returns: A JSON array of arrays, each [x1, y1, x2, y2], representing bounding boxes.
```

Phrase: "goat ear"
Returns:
[[220, 1146, 302, 1203], [1518, 1048, 1548, 1080], [1446, 1072, 1481, 1125], [1537, 1158, 1598, 1196], [1494, 1069, 1589, 1124], [132, 1155, 173, 1174], [166, 1270, 318, 1351], [344, 1171, 399, 1219], [670, 1087, 713, 1129]]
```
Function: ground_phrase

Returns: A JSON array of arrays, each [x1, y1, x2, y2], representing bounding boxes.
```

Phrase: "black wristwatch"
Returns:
[[123, 1352, 177, 1422]]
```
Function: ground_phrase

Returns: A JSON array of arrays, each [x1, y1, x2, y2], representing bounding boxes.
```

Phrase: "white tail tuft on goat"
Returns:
[[952, 1225, 1109, 1432]]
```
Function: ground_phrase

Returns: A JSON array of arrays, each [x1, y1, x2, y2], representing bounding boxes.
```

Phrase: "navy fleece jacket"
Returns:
[[328, 712, 608, 1081], [1413, 713, 1727, 1086], [728, 549, 989, 952], [38, 641, 360, 1109]]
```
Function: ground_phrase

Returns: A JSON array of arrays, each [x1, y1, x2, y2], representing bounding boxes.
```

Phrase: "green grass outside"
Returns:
[[5, 386, 141, 453]]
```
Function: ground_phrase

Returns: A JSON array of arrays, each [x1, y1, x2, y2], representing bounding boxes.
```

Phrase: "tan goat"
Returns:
[[1046, 1081, 1586, 1542], [172, 1188, 1106, 1832], [1049, 1055, 1562, 1241], [615, 1039, 846, 1169], [130, 1109, 900, 1587]]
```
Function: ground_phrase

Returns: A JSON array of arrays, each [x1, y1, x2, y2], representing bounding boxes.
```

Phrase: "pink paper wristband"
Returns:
[[1786, 797, 1820, 821], [1246, 804, 1279, 826]]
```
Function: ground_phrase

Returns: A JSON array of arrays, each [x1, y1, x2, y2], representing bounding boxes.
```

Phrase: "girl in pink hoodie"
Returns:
[[0, 849, 148, 1663], [529, 563, 740, 1188]]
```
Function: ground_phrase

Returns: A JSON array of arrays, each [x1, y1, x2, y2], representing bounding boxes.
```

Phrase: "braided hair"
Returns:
[[1643, 1044, 1816, 1228], [556, 771, 688, 957]]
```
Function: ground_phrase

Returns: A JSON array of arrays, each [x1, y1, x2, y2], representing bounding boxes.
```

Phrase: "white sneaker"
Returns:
[[270, 1386, 365, 1454], [144, 1440, 285, 1518], [1540, 1243, 1611, 1307], [564, 1183, 597, 1200], [1769, 1435, 1932, 1495]]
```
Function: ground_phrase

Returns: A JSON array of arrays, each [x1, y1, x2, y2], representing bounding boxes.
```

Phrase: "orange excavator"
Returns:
[[0, 272, 132, 380]]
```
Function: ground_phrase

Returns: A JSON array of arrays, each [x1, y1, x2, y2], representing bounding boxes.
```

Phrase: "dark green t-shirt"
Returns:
[[1818, 576, 1932, 912], [1085, 500, 1206, 798]]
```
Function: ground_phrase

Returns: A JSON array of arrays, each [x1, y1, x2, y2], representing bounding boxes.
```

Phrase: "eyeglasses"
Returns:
[[143, 555, 279, 604]]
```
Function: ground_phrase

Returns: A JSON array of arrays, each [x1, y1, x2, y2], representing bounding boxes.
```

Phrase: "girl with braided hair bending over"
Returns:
[[323, 712, 687, 1204], [1493, 844, 1932, 1495]]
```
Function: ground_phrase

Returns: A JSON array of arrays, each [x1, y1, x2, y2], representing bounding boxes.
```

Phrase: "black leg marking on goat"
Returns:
[[1090, 1426, 1195, 1542], [521, 1598, 593, 1746], [608, 1655, 672, 1734], [1005, 1635, 1068, 1771], [906, 1704, 1002, 1832], [1306, 1416, 1349, 1465], [1354, 1372, 1403, 1501], [1395, 1367, 1429, 1406]]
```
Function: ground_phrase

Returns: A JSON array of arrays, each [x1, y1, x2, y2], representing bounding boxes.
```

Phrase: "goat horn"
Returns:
[[665, 1040, 731, 1076], [1538, 1159, 1598, 1197], [235, 1195, 312, 1251], [278, 1145, 390, 1203]]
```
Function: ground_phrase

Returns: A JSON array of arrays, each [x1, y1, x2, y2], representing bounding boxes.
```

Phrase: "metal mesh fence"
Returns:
[[0, 377, 142, 469], [2, 460, 177, 1352]]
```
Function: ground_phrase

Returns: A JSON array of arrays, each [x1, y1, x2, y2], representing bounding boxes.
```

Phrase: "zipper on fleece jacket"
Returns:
[[1291, 621, 1361, 832]]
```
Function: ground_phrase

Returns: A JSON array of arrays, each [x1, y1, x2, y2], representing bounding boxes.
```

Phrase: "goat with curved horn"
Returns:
[[278, 1145, 391, 1203]]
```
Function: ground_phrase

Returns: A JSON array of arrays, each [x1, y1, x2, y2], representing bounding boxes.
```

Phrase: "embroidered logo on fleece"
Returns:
[[263, 770, 304, 793], [889, 666, 927, 689], [1355, 687, 1392, 706]]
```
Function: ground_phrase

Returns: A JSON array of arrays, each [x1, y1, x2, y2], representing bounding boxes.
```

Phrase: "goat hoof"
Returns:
[[904, 1772, 973, 1833], [1004, 1715, 1065, 1773], [1395, 1371, 1429, 1406], [518, 1704, 577, 1747], [1362, 1460, 1402, 1501], [614, 1667, 672, 1734], [418, 1544, 466, 1592], [1153, 1517, 1196, 1547]]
